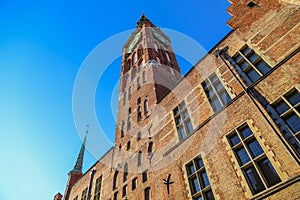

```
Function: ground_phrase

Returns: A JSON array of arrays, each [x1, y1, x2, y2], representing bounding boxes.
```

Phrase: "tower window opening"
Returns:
[[247, 1, 257, 8]]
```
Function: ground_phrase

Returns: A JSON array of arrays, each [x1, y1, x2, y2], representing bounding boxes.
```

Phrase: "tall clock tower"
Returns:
[[115, 14, 182, 147]]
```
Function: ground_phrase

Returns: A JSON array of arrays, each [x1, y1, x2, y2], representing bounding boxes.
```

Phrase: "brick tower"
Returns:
[[115, 13, 182, 148]]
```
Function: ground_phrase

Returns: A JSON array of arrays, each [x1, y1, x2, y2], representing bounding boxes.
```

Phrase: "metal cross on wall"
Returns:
[[162, 174, 174, 195]]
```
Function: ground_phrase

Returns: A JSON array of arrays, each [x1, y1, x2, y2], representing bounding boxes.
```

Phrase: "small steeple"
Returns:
[[136, 12, 154, 28], [70, 125, 89, 173]]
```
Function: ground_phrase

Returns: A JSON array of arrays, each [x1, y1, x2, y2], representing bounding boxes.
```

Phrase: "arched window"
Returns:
[[123, 163, 128, 182], [121, 121, 125, 138], [133, 52, 137, 64], [166, 52, 170, 62], [127, 116, 131, 131], [156, 57, 161, 64], [137, 77, 140, 89], [148, 142, 153, 159], [154, 43, 158, 52], [113, 170, 119, 190], [142, 71, 146, 83], [137, 106, 142, 121], [128, 86, 132, 99], [123, 92, 126, 105], [144, 100, 149, 114], [131, 67, 137, 79], [137, 151, 142, 166]]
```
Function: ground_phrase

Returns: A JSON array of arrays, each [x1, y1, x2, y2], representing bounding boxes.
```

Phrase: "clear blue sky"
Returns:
[[0, 0, 231, 199]]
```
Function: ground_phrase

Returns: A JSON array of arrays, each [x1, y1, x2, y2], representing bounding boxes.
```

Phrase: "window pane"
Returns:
[[202, 82, 210, 90], [215, 81, 223, 91], [234, 55, 243, 63], [175, 116, 182, 125], [211, 97, 222, 112], [187, 163, 195, 175], [200, 172, 210, 188], [257, 158, 281, 187], [247, 140, 264, 158], [284, 113, 300, 133], [242, 47, 251, 56], [205, 88, 215, 97], [180, 102, 186, 109], [240, 61, 250, 70], [183, 110, 189, 119], [191, 177, 201, 194], [186, 120, 193, 134], [210, 74, 218, 83], [236, 147, 251, 165], [244, 166, 265, 194], [248, 53, 259, 63], [178, 126, 186, 139], [286, 90, 300, 106], [173, 108, 179, 116], [204, 190, 215, 200], [229, 134, 241, 146], [220, 90, 231, 105], [274, 100, 289, 115], [239, 126, 253, 139], [195, 157, 204, 169], [193, 196, 203, 200], [246, 68, 260, 82], [256, 60, 271, 75]]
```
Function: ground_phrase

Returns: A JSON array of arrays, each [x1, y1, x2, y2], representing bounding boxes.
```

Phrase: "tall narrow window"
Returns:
[[173, 101, 193, 140], [144, 100, 149, 114], [144, 187, 150, 200], [93, 176, 102, 200], [113, 192, 118, 200], [113, 171, 119, 190], [81, 187, 88, 200], [137, 77, 141, 89], [123, 92, 126, 105], [233, 45, 271, 86], [154, 43, 158, 52], [148, 142, 153, 159], [121, 121, 125, 138], [138, 151, 142, 166], [137, 132, 141, 141], [132, 177, 137, 190], [227, 124, 281, 194], [126, 141, 131, 151], [186, 156, 215, 200], [202, 73, 231, 112], [166, 52, 170, 62], [122, 185, 127, 197], [128, 86, 132, 99], [143, 71, 147, 83], [271, 88, 300, 157], [156, 57, 161, 64], [137, 106, 142, 121], [123, 163, 128, 182], [127, 116, 131, 131], [142, 170, 148, 182], [133, 52, 137, 64], [73, 196, 78, 200]]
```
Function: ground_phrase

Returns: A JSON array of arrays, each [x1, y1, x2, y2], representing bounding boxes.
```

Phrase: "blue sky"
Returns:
[[0, 0, 231, 199]]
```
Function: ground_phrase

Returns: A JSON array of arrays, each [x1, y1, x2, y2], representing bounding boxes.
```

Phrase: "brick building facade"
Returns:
[[55, 1, 300, 199]]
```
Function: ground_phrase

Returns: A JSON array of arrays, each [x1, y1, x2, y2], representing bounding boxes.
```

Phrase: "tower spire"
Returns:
[[64, 125, 89, 200], [71, 125, 89, 173]]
